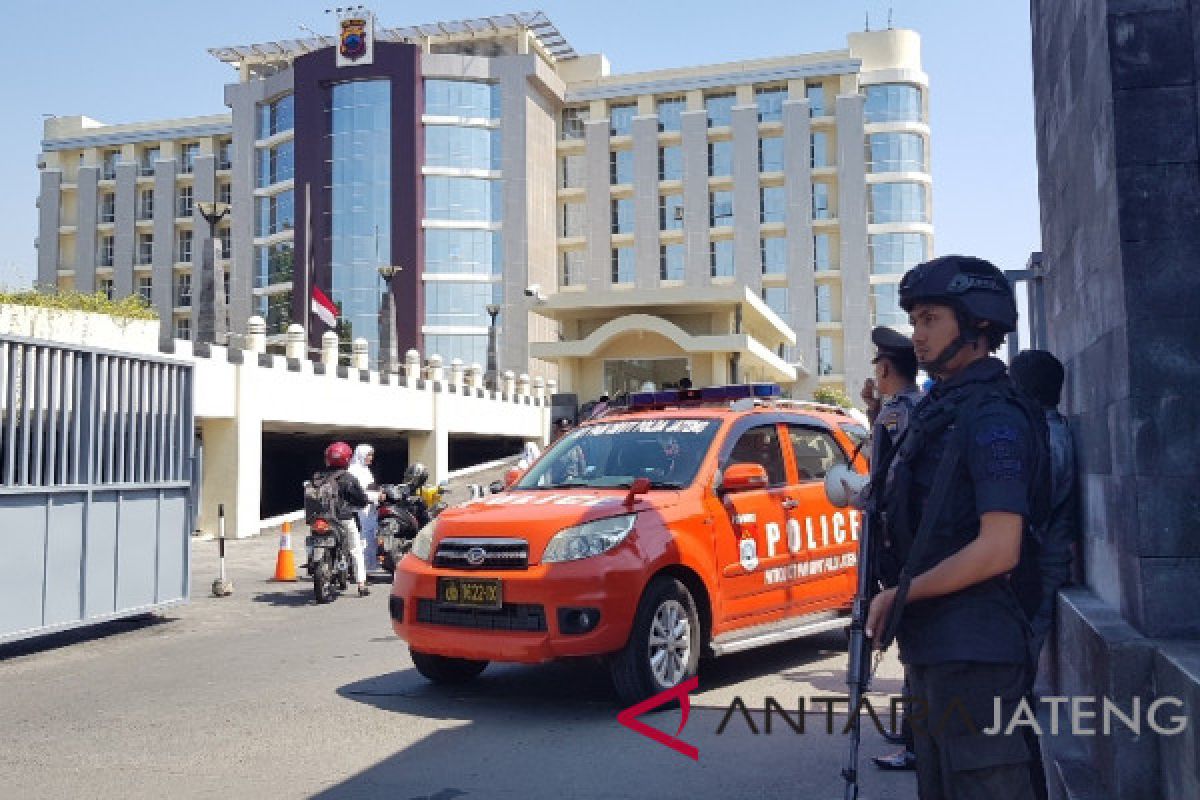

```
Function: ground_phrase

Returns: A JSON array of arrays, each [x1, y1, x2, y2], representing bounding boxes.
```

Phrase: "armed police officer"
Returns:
[[864, 255, 1049, 799]]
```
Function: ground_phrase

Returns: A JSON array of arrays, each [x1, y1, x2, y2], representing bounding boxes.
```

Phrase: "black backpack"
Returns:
[[1005, 381, 1053, 622], [304, 470, 344, 525]]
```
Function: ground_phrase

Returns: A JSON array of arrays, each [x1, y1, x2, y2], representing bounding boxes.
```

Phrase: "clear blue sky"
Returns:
[[0, 0, 1038, 290]]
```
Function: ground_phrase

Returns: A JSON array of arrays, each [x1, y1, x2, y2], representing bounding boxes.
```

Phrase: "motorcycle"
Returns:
[[376, 480, 451, 573], [306, 517, 360, 603]]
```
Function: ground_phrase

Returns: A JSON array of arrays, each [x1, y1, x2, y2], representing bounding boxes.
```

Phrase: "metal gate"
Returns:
[[0, 334, 194, 643]]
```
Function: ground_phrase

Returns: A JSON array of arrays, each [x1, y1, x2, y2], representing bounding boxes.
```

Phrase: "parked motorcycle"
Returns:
[[376, 479, 452, 573], [306, 517, 360, 603]]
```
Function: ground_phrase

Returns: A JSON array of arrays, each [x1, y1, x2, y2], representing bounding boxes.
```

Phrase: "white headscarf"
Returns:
[[348, 444, 377, 508], [350, 444, 374, 468]]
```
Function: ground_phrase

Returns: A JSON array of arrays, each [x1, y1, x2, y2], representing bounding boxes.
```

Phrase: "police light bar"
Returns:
[[628, 383, 780, 410]]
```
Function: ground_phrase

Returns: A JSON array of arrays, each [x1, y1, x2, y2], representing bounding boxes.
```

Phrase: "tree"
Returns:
[[812, 386, 853, 408]]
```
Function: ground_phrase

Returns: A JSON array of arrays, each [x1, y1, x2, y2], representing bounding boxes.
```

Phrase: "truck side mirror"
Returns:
[[721, 463, 769, 493], [503, 467, 525, 487]]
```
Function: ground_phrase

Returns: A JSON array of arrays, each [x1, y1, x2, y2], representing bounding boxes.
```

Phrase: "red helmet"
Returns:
[[324, 441, 352, 468]]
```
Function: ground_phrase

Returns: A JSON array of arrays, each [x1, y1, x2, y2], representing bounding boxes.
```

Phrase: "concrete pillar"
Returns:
[[352, 337, 369, 371], [285, 324, 305, 360], [407, 427, 448, 486], [468, 362, 484, 391], [196, 387, 262, 539], [533, 375, 546, 402], [404, 349, 421, 386], [428, 353, 445, 384], [503, 370, 516, 399], [245, 315, 266, 354], [321, 331, 339, 368], [517, 373, 531, 398], [450, 358, 465, 386]]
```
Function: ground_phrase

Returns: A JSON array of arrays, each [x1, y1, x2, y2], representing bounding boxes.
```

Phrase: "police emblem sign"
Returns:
[[336, 10, 374, 67]]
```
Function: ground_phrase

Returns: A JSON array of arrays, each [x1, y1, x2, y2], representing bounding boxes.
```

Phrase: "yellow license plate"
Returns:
[[437, 577, 502, 610]]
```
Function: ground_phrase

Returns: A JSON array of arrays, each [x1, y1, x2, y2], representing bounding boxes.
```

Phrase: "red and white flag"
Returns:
[[311, 286, 338, 329]]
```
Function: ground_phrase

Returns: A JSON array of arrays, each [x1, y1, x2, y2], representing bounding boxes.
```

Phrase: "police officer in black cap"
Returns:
[[865, 255, 1049, 799]]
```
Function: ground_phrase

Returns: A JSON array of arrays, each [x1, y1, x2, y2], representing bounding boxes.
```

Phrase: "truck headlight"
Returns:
[[411, 519, 436, 562], [542, 514, 636, 563]]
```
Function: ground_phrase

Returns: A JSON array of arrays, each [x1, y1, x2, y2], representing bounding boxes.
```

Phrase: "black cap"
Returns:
[[871, 326, 918, 378]]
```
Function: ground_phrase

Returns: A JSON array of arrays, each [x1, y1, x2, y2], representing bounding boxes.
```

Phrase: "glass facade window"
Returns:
[[611, 197, 634, 234], [253, 290, 293, 335], [561, 202, 585, 237], [610, 148, 634, 185], [756, 87, 788, 123], [710, 191, 733, 227], [869, 233, 929, 275], [175, 273, 191, 307], [561, 249, 585, 287], [99, 193, 116, 223], [762, 286, 788, 319], [218, 140, 233, 170], [101, 150, 120, 180], [424, 80, 500, 118], [140, 147, 159, 177], [99, 235, 114, 267], [174, 317, 190, 341], [660, 193, 684, 231], [864, 84, 924, 123], [561, 106, 589, 140], [708, 140, 732, 177], [424, 334, 488, 368], [710, 239, 734, 278], [253, 242, 295, 288], [137, 233, 153, 265], [328, 79, 391, 361], [611, 247, 634, 284], [814, 234, 833, 271], [219, 227, 231, 259], [817, 335, 834, 375], [424, 281, 499, 327], [657, 97, 685, 132], [98, 278, 114, 301], [872, 282, 908, 326], [425, 176, 502, 222], [609, 103, 636, 136], [761, 236, 786, 275], [561, 154, 585, 188], [425, 125, 501, 170], [257, 140, 294, 187], [706, 93, 736, 127], [759, 136, 784, 172], [219, 182, 232, 206], [426, 229, 501, 275], [138, 276, 153, 303], [812, 183, 831, 220], [867, 132, 926, 173], [660, 243, 684, 281], [258, 94, 295, 138], [256, 191, 295, 236], [177, 186, 193, 218], [869, 182, 928, 224], [806, 82, 826, 117], [179, 143, 199, 174], [816, 284, 833, 323], [760, 186, 785, 224], [138, 189, 153, 220], [659, 145, 683, 181], [811, 132, 829, 168], [176, 230, 192, 263]]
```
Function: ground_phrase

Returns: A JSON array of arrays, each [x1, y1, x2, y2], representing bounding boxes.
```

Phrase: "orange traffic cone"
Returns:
[[273, 521, 297, 582]]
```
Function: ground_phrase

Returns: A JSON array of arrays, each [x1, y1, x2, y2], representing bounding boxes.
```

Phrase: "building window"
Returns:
[[659, 145, 683, 181], [868, 182, 928, 224], [817, 335, 834, 375], [218, 182, 232, 206], [762, 286, 788, 319], [219, 227, 231, 260], [869, 232, 928, 275], [99, 193, 116, 223], [177, 230, 193, 263], [660, 243, 684, 281], [708, 140, 732, 177], [174, 317, 191, 341], [424, 229, 501, 275], [867, 132, 926, 173], [705, 93, 736, 127], [424, 177, 501, 222], [423, 281, 499, 327], [561, 249, 585, 287], [137, 233, 153, 265], [101, 150, 120, 180], [760, 186, 785, 224], [611, 246, 634, 284], [424, 80, 499, 118], [257, 140, 294, 188], [814, 234, 833, 271], [864, 84, 924, 124], [218, 140, 233, 170], [138, 188, 154, 220], [258, 94, 295, 138], [610, 148, 634, 185], [140, 147, 159, 177], [609, 103, 636, 136], [179, 143, 199, 174], [761, 236, 786, 275], [175, 273, 192, 307], [254, 242, 295, 288], [98, 278, 114, 300], [756, 87, 788, 123], [561, 202, 585, 237], [561, 106, 589, 140], [816, 284, 834, 323], [560, 154, 585, 189], [710, 191, 734, 227], [611, 197, 634, 234], [806, 82, 826, 117], [710, 239, 734, 278], [657, 97, 685, 132], [660, 193, 684, 231], [759, 137, 784, 173], [872, 283, 907, 326], [138, 275, 153, 304], [253, 290, 293, 335], [425, 125, 501, 170], [423, 334, 487, 368], [255, 190, 296, 236], [812, 183, 831, 220], [99, 235, 114, 267], [811, 132, 829, 169], [177, 185, 193, 218]]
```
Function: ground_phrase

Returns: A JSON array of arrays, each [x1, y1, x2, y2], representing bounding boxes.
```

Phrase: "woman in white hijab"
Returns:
[[347, 444, 379, 577]]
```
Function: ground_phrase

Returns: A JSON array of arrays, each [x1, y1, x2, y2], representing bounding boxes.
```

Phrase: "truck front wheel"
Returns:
[[610, 576, 700, 706], [410, 649, 489, 684]]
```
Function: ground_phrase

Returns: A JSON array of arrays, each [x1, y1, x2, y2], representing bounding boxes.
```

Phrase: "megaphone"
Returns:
[[824, 464, 868, 508]]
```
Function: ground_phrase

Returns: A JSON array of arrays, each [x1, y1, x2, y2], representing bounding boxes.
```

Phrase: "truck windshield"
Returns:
[[517, 418, 721, 490]]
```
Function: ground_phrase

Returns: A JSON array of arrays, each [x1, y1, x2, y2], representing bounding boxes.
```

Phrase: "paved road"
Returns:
[[0, 490, 915, 800]]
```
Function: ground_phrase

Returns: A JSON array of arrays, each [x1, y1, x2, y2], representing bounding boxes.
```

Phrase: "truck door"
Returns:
[[714, 423, 793, 626]]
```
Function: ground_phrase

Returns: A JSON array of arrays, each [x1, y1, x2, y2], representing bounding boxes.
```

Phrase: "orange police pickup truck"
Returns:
[[389, 383, 869, 704]]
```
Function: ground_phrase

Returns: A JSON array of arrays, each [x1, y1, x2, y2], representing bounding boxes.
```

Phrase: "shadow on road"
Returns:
[[251, 589, 316, 608], [0, 613, 173, 661]]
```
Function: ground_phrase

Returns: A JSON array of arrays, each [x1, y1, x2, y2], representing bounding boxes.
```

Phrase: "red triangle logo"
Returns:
[[616, 676, 700, 760]]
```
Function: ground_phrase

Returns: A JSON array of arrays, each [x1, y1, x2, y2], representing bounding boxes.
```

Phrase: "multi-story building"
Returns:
[[35, 11, 932, 400]]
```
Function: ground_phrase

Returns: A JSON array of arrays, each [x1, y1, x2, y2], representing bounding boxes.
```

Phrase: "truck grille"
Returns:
[[416, 599, 547, 632], [434, 538, 529, 570]]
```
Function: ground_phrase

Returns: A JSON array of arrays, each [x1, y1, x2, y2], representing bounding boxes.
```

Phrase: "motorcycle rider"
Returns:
[[348, 444, 380, 576], [318, 441, 374, 596]]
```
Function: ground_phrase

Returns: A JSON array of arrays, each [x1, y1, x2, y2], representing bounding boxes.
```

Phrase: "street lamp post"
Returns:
[[485, 303, 501, 391], [196, 201, 231, 346], [377, 265, 402, 375]]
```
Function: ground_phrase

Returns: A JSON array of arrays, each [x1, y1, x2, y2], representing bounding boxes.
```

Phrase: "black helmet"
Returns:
[[898, 255, 1017, 334], [403, 462, 429, 488]]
